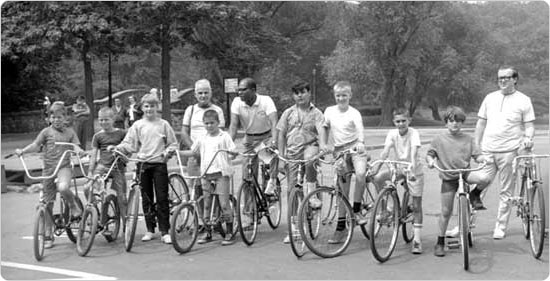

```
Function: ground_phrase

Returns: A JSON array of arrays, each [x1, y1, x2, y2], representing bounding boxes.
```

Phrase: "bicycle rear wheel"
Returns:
[[169, 174, 190, 207], [101, 194, 120, 242], [529, 183, 545, 259], [267, 177, 282, 229], [63, 197, 83, 243], [360, 184, 377, 239], [401, 190, 414, 243], [370, 187, 399, 263], [124, 186, 140, 252], [458, 194, 470, 271], [76, 206, 98, 257], [520, 176, 530, 239], [288, 187, 306, 258], [170, 203, 199, 254], [237, 182, 258, 245], [298, 186, 354, 258], [33, 206, 47, 261]]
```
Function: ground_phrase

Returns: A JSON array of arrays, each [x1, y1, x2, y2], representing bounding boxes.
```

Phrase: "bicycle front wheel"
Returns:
[[298, 186, 354, 259], [124, 186, 140, 252], [370, 187, 400, 263], [63, 196, 83, 243], [529, 183, 546, 259], [520, 176, 530, 239], [288, 187, 306, 258], [169, 174, 190, 207], [458, 194, 470, 271], [237, 182, 258, 245], [170, 203, 199, 254], [101, 194, 120, 242], [267, 177, 282, 229], [76, 206, 98, 257], [33, 206, 47, 261], [401, 190, 415, 243]]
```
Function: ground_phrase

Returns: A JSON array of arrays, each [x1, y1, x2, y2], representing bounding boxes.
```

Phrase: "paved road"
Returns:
[[1, 133, 549, 280]]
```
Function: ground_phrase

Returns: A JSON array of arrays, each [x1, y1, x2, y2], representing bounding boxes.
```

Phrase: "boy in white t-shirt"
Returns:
[[372, 108, 425, 254], [179, 110, 237, 246]]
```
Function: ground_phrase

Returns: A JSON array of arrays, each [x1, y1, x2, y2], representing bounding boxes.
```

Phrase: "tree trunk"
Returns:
[[429, 99, 441, 121], [378, 78, 395, 126], [160, 26, 171, 122], [82, 40, 95, 145]]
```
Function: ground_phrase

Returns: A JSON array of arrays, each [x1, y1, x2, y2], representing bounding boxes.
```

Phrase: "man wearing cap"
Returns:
[[229, 77, 279, 195]]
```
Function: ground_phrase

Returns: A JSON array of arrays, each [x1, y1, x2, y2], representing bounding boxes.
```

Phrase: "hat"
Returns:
[[195, 79, 212, 92]]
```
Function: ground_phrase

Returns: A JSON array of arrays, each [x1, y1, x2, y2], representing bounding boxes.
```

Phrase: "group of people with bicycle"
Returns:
[[15, 65, 539, 261]]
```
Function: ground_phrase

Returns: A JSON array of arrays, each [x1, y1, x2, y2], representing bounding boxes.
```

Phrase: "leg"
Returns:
[[494, 151, 518, 237], [41, 173, 57, 241], [56, 167, 81, 216], [152, 164, 170, 235], [139, 164, 156, 234], [467, 154, 497, 209], [435, 180, 457, 257], [188, 156, 203, 219], [304, 145, 321, 207], [111, 168, 128, 220], [409, 172, 425, 243], [372, 165, 391, 193], [351, 153, 369, 225], [217, 176, 236, 245], [198, 178, 214, 244]]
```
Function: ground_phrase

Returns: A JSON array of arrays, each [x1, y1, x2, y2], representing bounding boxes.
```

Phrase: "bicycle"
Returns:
[[296, 148, 378, 258], [8, 142, 86, 261], [114, 149, 187, 252], [512, 148, 549, 259], [76, 153, 126, 256], [431, 161, 486, 270], [170, 149, 238, 254], [235, 145, 282, 246]]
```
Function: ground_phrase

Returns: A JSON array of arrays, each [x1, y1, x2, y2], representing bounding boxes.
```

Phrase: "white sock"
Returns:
[[414, 224, 422, 242]]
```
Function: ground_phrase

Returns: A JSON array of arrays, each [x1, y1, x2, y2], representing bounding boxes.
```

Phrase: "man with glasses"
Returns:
[[472, 66, 536, 240], [229, 77, 279, 196]]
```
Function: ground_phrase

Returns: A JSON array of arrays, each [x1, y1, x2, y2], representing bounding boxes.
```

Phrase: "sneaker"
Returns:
[[283, 234, 290, 244], [411, 240, 423, 254], [445, 226, 459, 238], [309, 197, 322, 209], [161, 234, 172, 244], [221, 235, 235, 246], [355, 212, 369, 225], [141, 232, 154, 242], [434, 243, 445, 257], [197, 232, 212, 244], [328, 230, 346, 244], [44, 238, 54, 249], [469, 189, 486, 210], [493, 228, 505, 240]]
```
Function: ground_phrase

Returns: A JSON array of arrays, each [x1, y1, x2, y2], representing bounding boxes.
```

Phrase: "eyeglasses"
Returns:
[[498, 76, 514, 81], [237, 88, 249, 92]]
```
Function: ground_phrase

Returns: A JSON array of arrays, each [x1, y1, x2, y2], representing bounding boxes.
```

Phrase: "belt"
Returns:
[[246, 130, 271, 137]]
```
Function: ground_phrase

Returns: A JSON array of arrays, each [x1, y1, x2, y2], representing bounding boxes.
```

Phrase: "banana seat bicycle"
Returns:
[[432, 161, 486, 270], [512, 148, 549, 259], [8, 142, 86, 261], [296, 148, 378, 258], [170, 149, 238, 254]]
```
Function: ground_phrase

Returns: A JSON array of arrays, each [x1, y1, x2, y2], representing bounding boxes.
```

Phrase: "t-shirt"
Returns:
[[182, 104, 225, 142], [117, 118, 178, 163], [33, 126, 80, 169], [231, 95, 277, 134], [427, 131, 481, 181], [191, 131, 236, 176], [92, 129, 126, 167], [276, 104, 324, 157], [477, 90, 535, 152], [322, 105, 363, 147], [384, 128, 423, 175]]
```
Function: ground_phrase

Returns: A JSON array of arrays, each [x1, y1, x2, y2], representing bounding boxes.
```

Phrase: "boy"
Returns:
[[87, 107, 128, 224], [111, 93, 178, 244], [320, 81, 368, 244], [72, 96, 91, 149], [372, 108, 425, 254], [277, 81, 325, 244], [15, 101, 84, 249], [426, 106, 491, 257], [179, 110, 237, 246]]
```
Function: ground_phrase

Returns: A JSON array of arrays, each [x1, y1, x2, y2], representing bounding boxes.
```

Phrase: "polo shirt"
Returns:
[[231, 94, 277, 135]]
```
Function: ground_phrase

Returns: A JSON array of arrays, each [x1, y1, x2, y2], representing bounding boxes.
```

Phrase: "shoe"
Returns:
[[141, 232, 154, 242], [445, 226, 459, 238], [493, 228, 505, 240], [469, 189, 486, 210], [309, 197, 322, 209], [161, 234, 172, 244], [197, 232, 212, 244], [328, 230, 346, 244], [221, 235, 235, 246], [283, 234, 290, 244], [355, 212, 369, 225], [434, 243, 445, 257], [44, 238, 54, 249], [411, 240, 423, 254]]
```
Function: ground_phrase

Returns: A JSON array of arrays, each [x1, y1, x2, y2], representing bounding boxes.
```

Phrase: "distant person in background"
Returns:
[[112, 98, 126, 129], [43, 96, 52, 125], [150, 88, 162, 112], [72, 95, 91, 150], [126, 95, 142, 128]]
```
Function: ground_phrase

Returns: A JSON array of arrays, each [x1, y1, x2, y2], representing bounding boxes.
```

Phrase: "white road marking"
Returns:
[[1, 261, 117, 280]]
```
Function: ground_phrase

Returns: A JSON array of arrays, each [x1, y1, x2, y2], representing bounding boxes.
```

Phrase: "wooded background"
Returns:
[[2, 1, 548, 126]]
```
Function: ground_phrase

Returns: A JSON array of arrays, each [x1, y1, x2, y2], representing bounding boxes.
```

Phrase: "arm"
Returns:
[[15, 142, 40, 156], [474, 118, 487, 149], [379, 132, 392, 160], [180, 125, 193, 148], [268, 111, 278, 147], [523, 121, 535, 148], [87, 148, 99, 177], [425, 149, 438, 168], [228, 113, 240, 141]]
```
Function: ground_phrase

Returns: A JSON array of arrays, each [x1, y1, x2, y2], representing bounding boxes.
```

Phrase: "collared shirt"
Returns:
[[277, 103, 324, 157], [231, 95, 277, 134], [33, 126, 80, 169], [322, 105, 363, 147], [182, 104, 225, 142], [478, 90, 535, 152]]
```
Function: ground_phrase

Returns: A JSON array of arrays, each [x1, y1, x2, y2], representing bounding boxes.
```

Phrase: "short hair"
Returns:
[[98, 107, 114, 117], [392, 107, 410, 118], [240, 78, 257, 91], [498, 65, 519, 85], [195, 79, 212, 92], [76, 95, 86, 102], [333, 81, 352, 93], [203, 109, 219, 122], [49, 101, 67, 116], [291, 81, 310, 94], [141, 93, 160, 106], [443, 106, 466, 123]]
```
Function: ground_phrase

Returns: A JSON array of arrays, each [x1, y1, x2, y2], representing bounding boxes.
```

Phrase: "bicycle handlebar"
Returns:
[[432, 162, 487, 174], [16, 149, 88, 181], [512, 153, 550, 174], [111, 149, 165, 163], [268, 148, 327, 165]]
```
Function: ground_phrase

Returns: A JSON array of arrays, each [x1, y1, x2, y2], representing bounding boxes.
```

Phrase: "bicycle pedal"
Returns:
[[447, 240, 460, 249]]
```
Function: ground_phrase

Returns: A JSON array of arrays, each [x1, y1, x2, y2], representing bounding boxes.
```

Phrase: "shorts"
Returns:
[[201, 172, 230, 195], [41, 166, 73, 203]]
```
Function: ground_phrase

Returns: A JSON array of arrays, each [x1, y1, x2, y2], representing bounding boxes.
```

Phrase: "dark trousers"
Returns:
[[74, 117, 88, 150], [138, 162, 170, 235]]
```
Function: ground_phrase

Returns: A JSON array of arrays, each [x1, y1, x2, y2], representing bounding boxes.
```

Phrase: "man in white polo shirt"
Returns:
[[229, 77, 279, 195], [472, 66, 535, 240]]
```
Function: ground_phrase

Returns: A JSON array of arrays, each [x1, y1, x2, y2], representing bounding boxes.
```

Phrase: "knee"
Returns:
[[441, 206, 452, 219], [57, 182, 70, 192]]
